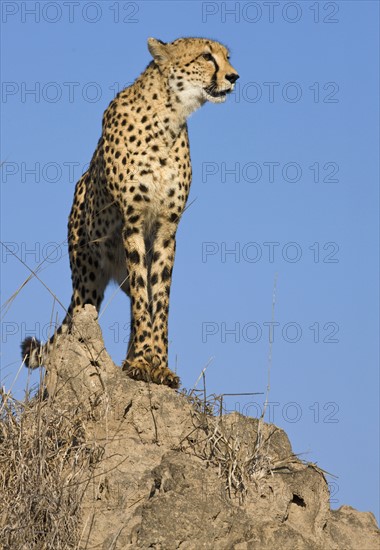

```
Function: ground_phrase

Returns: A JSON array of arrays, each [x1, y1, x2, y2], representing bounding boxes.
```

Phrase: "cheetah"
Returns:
[[21, 37, 239, 389]]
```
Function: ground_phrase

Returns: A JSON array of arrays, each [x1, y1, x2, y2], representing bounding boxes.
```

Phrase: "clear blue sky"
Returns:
[[1, 1, 379, 522]]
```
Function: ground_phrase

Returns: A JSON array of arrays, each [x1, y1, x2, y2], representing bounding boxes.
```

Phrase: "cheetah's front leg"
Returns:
[[121, 225, 157, 382], [149, 221, 180, 389]]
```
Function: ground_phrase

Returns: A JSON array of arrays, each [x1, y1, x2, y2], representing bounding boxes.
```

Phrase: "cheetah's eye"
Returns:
[[202, 53, 214, 62]]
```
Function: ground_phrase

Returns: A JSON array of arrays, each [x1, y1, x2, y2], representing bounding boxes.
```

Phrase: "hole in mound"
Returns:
[[291, 494, 306, 508]]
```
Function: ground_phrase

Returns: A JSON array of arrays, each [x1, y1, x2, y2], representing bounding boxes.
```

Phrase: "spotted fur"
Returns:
[[21, 37, 239, 388]]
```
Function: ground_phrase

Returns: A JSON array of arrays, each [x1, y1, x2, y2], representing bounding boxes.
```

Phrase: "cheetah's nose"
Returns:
[[225, 73, 239, 84]]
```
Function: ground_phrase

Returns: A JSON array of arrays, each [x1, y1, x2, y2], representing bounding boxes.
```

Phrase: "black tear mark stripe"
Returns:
[[203, 52, 220, 84], [208, 53, 220, 74], [210, 54, 219, 82]]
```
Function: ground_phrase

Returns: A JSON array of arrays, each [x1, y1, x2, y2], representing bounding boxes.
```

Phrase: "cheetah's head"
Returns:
[[148, 37, 239, 112]]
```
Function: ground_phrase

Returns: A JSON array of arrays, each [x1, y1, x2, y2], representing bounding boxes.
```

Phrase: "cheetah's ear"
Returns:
[[147, 38, 171, 64]]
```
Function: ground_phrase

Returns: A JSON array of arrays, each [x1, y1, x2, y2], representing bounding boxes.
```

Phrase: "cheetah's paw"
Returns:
[[150, 366, 180, 389], [122, 358, 152, 383], [145, 352, 161, 369]]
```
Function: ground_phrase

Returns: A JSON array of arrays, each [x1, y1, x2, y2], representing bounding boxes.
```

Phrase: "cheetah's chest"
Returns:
[[132, 154, 190, 218]]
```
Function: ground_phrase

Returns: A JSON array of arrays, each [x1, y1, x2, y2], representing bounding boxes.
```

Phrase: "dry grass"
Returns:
[[0, 387, 101, 550], [180, 390, 281, 504]]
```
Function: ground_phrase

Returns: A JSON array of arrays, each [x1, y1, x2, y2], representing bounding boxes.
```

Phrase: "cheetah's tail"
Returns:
[[21, 310, 72, 368], [21, 336, 44, 369]]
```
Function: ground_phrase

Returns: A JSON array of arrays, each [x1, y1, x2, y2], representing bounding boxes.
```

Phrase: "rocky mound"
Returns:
[[1, 306, 378, 549]]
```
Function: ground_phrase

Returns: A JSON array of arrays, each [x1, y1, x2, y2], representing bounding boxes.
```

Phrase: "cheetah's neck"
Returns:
[[118, 63, 204, 144]]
